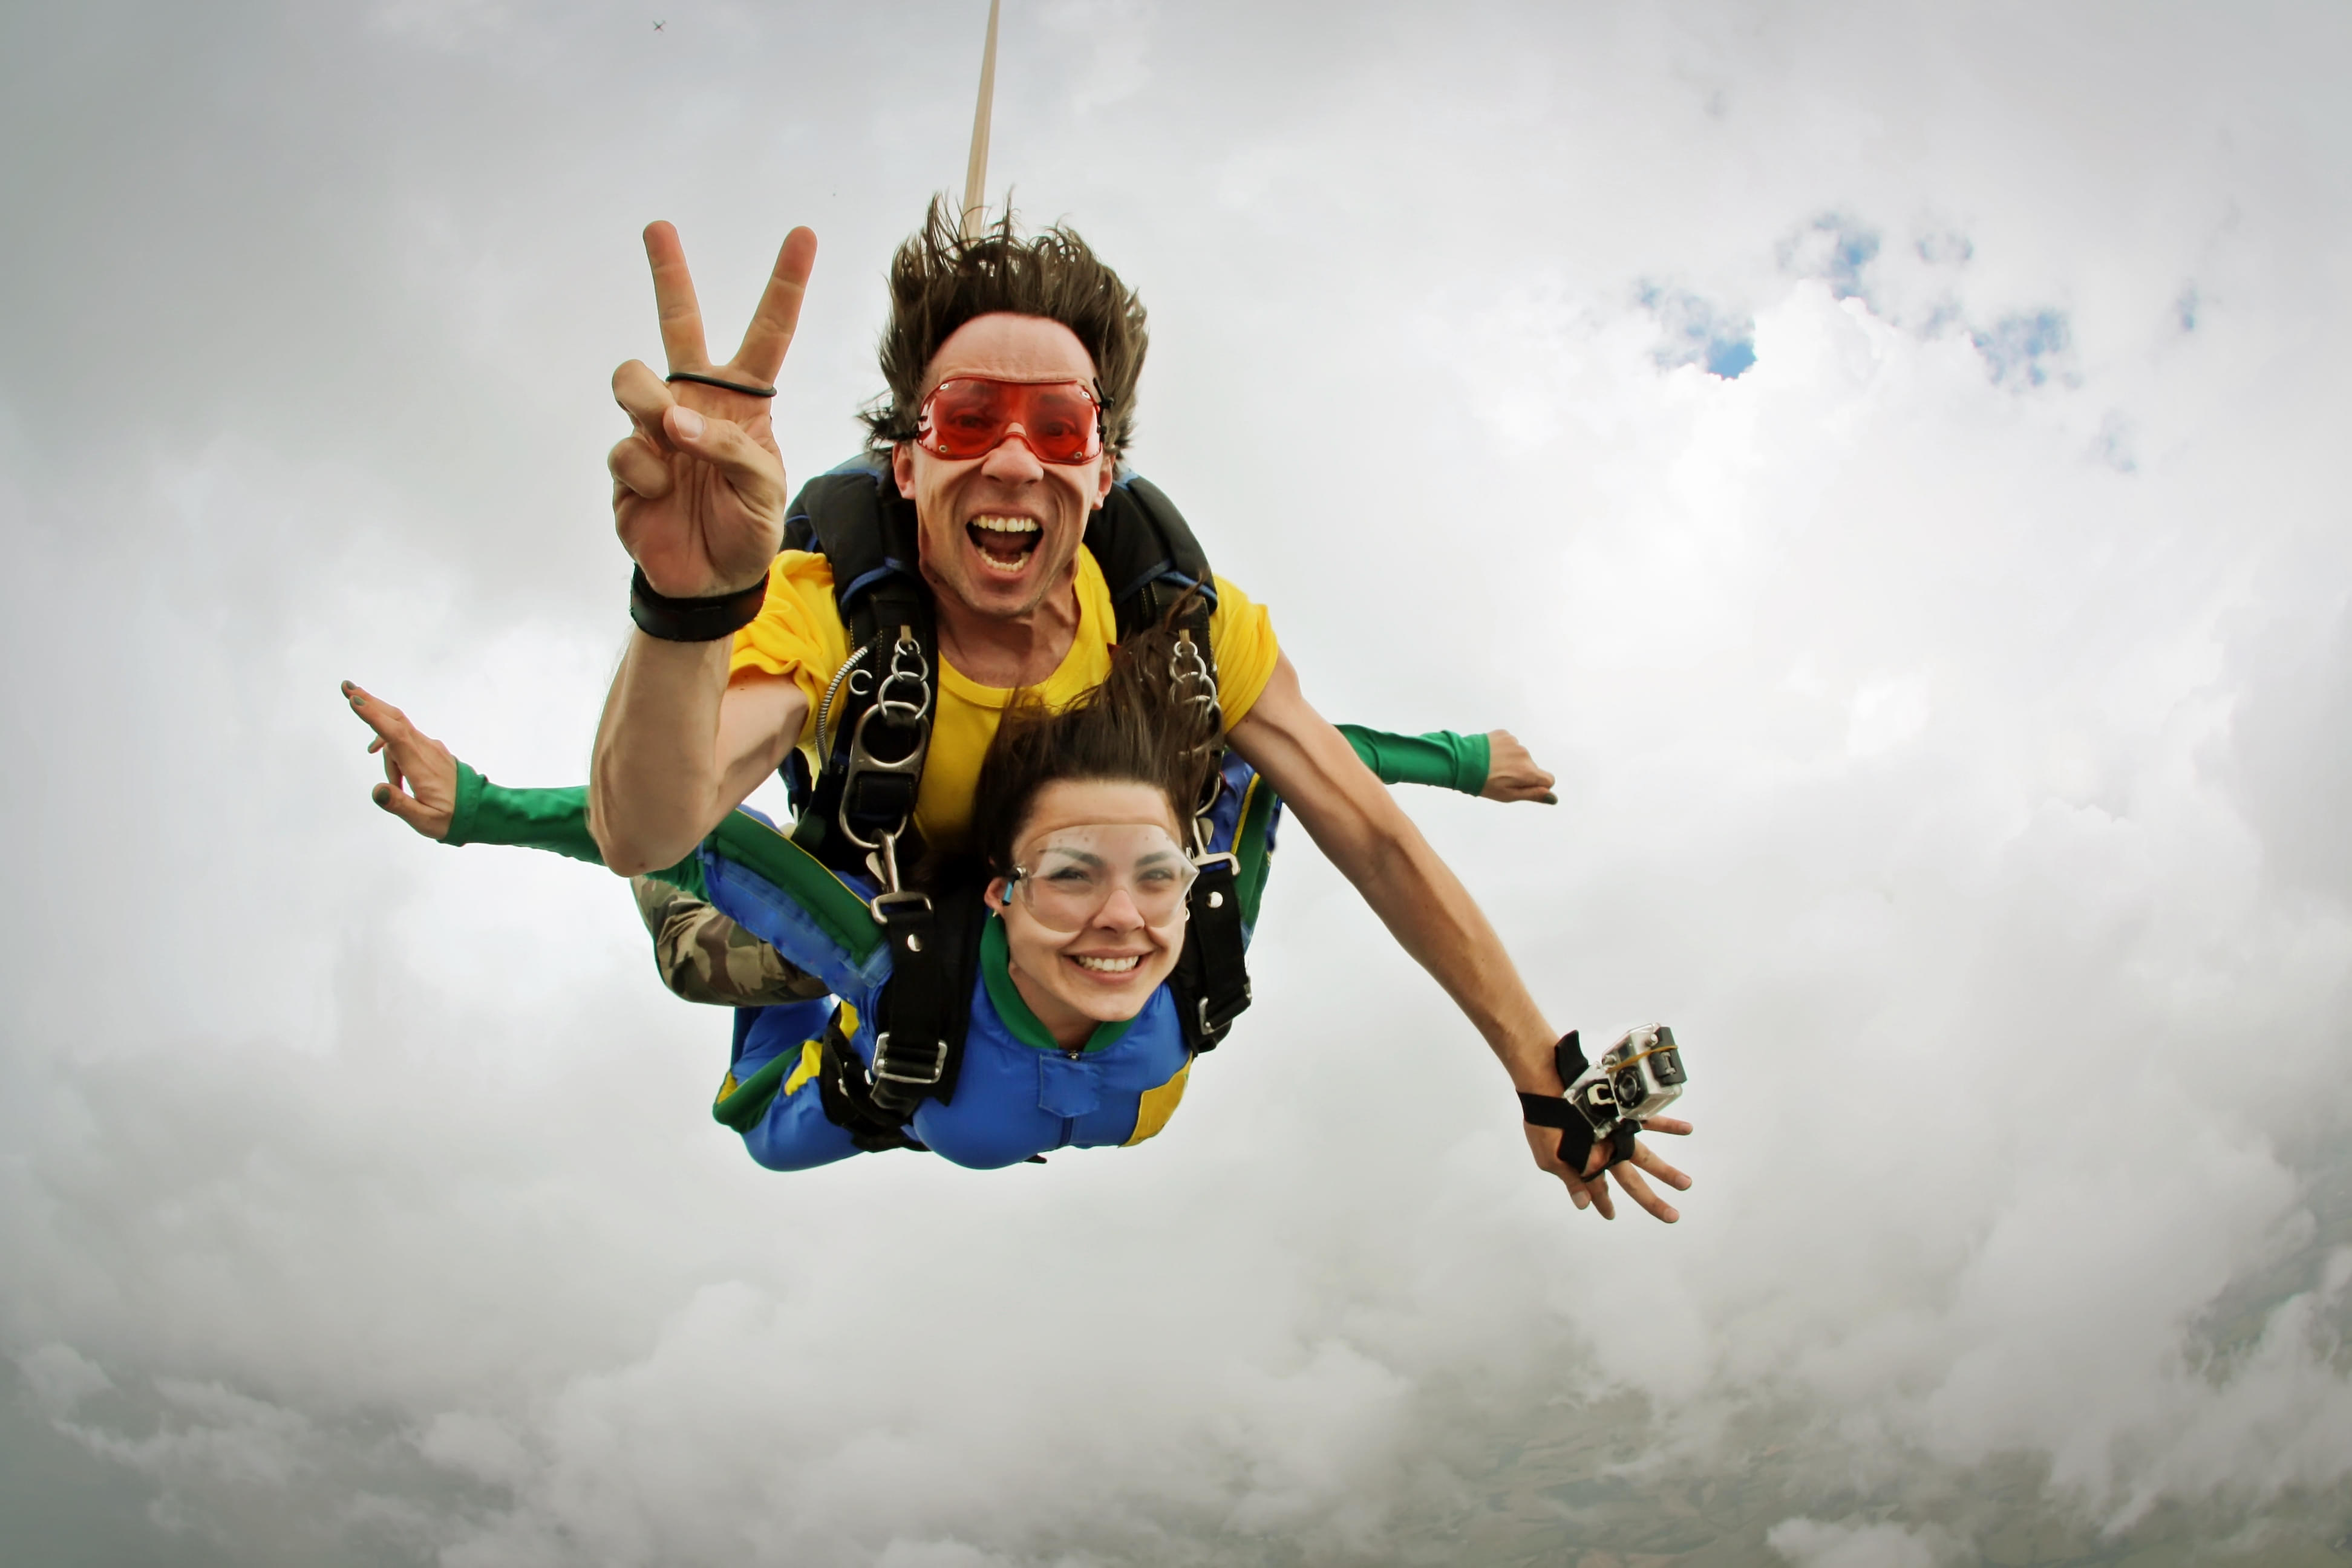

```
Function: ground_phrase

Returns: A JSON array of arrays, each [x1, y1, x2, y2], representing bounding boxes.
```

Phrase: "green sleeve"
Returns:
[[1334, 725, 1490, 797], [442, 762, 705, 897]]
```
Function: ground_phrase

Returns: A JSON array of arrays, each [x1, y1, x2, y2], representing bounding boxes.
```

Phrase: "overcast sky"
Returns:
[[4, 2, 2351, 1564]]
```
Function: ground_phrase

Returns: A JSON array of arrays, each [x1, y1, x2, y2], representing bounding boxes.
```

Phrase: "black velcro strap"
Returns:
[[629, 565, 768, 642], [1516, 1091, 1579, 1128], [1530, 1097, 1598, 1176], [1511, 1105, 1641, 1175], [1517, 1030, 1635, 1177], [1554, 1028, 1589, 1082]]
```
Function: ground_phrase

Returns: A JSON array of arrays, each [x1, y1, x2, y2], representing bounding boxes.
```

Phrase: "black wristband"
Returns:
[[628, 565, 768, 642]]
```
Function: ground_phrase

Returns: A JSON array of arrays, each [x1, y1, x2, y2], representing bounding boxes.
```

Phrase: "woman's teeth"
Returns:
[[1072, 953, 1142, 973], [969, 515, 1041, 575]]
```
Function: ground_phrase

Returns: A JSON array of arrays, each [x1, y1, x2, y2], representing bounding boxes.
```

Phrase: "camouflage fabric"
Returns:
[[631, 875, 832, 1007]]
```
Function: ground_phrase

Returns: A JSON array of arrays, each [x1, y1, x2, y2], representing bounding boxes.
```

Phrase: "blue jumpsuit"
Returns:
[[704, 752, 1279, 1170]]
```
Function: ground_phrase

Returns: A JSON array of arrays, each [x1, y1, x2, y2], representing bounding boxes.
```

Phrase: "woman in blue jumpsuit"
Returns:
[[344, 642, 1511, 1171]]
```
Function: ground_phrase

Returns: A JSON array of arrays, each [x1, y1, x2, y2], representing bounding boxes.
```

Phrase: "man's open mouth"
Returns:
[[967, 515, 1042, 576]]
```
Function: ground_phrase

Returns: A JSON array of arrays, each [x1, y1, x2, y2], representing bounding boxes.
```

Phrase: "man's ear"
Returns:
[[892, 441, 916, 499], [1091, 454, 1116, 510]]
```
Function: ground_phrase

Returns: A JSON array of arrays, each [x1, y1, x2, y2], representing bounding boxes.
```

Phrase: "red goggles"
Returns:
[[913, 377, 1105, 465]]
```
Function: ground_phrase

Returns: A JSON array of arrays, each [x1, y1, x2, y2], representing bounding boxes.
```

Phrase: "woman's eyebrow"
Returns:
[[1039, 848, 1108, 869]]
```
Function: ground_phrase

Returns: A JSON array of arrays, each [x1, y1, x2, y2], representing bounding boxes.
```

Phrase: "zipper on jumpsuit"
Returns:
[[1057, 1044, 1081, 1148]]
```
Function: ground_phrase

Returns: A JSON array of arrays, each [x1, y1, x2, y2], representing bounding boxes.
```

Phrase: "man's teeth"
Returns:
[[970, 516, 1040, 575], [1073, 954, 1142, 973]]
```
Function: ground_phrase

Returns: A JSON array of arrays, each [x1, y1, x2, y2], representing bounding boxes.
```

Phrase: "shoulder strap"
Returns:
[[1088, 471, 1220, 640], [1089, 474, 1253, 1054], [783, 455, 937, 871], [1087, 472, 1252, 1054]]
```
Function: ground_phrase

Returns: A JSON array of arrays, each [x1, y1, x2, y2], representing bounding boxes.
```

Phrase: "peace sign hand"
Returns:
[[607, 223, 818, 598]]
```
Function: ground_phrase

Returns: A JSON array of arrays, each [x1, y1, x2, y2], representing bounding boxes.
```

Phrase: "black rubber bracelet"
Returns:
[[628, 565, 768, 642], [665, 370, 778, 398]]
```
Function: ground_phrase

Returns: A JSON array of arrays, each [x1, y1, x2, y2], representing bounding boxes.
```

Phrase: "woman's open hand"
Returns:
[[1481, 729, 1558, 805], [342, 681, 458, 840]]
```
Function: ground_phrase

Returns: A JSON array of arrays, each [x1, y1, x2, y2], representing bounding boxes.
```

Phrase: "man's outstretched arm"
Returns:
[[1227, 653, 1690, 1220]]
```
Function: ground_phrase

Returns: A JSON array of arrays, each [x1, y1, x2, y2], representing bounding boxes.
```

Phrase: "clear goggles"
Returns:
[[1005, 823, 1197, 931], [913, 377, 1105, 465]]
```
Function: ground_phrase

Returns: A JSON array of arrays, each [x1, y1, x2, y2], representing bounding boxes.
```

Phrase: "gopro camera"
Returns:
[[1563, 1024, 1686, 1133]]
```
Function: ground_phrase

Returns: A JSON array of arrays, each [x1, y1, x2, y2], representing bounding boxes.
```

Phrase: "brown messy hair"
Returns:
[[862, 197, 1149, 460], [968, 613, 1219, 877]]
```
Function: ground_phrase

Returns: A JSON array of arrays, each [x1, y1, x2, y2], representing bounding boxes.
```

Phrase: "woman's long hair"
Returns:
[[967, 606, 1220, 877]]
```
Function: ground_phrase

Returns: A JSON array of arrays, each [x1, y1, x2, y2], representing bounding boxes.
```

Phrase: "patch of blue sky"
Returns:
[[1916, 230, 1973, 266], [1639, 284, 1756, 380], [1972, 309, 2071, 387], [2092, 411, 2136, 473], [1780, 213, 1881, 301]]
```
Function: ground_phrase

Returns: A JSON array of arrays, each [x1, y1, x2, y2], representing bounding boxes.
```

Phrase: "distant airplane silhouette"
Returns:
[[653, 19, 665, 30]]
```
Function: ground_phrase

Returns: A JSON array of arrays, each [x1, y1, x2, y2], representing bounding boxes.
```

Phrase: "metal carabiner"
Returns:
[[837, 627, 933, 852], [1168, 629, 1223, 757]]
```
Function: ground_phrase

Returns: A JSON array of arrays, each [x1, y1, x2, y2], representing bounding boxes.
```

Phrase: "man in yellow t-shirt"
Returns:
[[582, 204, 1692, 1222], [730, 547, 1275, 855]]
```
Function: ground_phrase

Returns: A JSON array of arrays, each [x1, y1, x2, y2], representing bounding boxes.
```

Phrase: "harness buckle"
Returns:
[[869, 886, 934, 927], [871, 1030, 949, 1087], [1195, 984, 1252, 1039]]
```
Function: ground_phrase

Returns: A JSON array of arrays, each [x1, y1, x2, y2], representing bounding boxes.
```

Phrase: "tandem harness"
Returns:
[[776, 454, 1254, 1145]]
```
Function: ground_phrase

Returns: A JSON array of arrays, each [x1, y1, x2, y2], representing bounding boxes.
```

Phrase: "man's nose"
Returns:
[[979, 425, 1048, 482]]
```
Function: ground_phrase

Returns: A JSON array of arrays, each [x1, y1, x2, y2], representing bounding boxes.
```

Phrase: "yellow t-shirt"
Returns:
[[730, 550, 1279, 853]]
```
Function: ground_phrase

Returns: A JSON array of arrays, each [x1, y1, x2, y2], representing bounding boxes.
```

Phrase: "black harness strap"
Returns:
[[781, 459, 938, 870], [1086, 473, 1217, 629], [814, 1005, 926, 1154], [867, 858, 990, 1117], [1089, 475, 1253, 1054], [814, 862, 991, 1145]]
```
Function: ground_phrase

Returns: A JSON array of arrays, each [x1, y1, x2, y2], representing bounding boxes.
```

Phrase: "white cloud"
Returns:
[[1769, 1516, 1952, 1567]]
